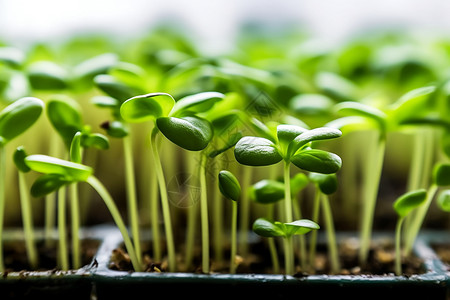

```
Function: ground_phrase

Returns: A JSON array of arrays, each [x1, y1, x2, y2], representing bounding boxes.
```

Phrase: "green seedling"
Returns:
[[218, 170, 241, 273], [252, 218, 319, 274], [235, 123, 341, 274], [308, 173, 340, 274], [47, 97, 109, 269], [403, 163, 450, 254], [13, 147, 38, 269], [27, 61, 68, 90], [0, 96, 44, 272], [437, 190, 450, 212], [328, 85, 436, 265], [121, 91, 225, 272], [393, 189, 427, 276], [25, 154, 142, 271]]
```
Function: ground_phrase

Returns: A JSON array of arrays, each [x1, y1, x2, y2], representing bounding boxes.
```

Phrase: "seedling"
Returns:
[[13, 146, 38, 269], [218, 170, 241, 273], [393, 189, 427, 275], [120, 91, 224, 272], [252, 218, 319, 274], [0, 96, 44, 272], [308, 173, 340, 274], [24, 154, 142, 271], [437, 190, 450, 213]]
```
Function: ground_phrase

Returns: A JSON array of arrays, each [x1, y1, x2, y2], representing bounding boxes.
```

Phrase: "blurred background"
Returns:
[[1, 0, 450, 51]]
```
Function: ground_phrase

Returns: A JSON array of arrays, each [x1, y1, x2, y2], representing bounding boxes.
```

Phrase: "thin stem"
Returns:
[[404, 184, 438, 255], [87, 175, 142, 271], [212, 154, 224, 266], [309, 187, 321, 271], [266, 205, 280, 273], [184, 153, 199, 270], [283, 161, 292, 223], [58, 187, 69, 270], [199, 153, 210, 273], [69, 183, 81, 269], [230, 200, 238, 274], [320, 194, 340, 274], [238, 166, 251, 256], [293, 195, 307, 271], [149, 164, 161, 262], [283, 237, 294, 275], [395, 217, 404, 276], [359, 134, 385, 266], [151, 128, 176, 272], [0, 146, 5, 272], [123, 135, 142, 265], [18, 171, 38, 269]]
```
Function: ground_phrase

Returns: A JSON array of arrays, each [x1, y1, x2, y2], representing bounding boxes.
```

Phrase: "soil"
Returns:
[[432, 244, 450, 272], [109, 236, 425, 276], [2, 239, 99, 275]]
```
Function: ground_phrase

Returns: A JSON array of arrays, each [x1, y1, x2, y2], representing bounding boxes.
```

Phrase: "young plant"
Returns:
[[25, 154, 142, 271], [120, 91, 224, 272], [0, 96, 44, 272], [308, 173, 340, 274], [392, 189, 427, 276], [218, 170, 241, 273], [235, 123, 342, 273], [13, 147, 38, 269], [252, 218, 319, 275], [403, 163, 450, 254], [437, 190, 450, 213]]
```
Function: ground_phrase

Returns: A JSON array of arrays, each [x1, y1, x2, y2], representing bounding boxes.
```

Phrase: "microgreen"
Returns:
[[218, 170, 240, 273], [120, 91, 225, 272], [252, 218, 319, 274], [437, 190, 450, 212], [25, 154, 142, 272], [392, 189, 427, 275], [0, 96, 43, 272]]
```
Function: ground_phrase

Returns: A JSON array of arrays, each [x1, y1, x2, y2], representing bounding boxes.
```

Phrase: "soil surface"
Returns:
[[109, 237, 425, 276], [3, 239, 99, 275]]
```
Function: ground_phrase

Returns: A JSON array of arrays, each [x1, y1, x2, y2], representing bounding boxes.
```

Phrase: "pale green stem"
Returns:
[[45, 133, 61, 247], [212, 156, 224, 267], [230, 200, 238, 274], [185, 153, 199, 270], [321, 194, 340, 274], [283, 237, 294, 275], [199, 153, 210, 273], [267, 205, 280, 273], [404, 184, 438, 255], [359, 135, 385, 265], [395, 216, 404, 276], [309, 187, 321, 270], [238, 166, 251, 256], [151, 128, 176, 272], [0, 146, 5, 272], [293, 192, 306, 270], [18, 171, 38, 269], [123, 135, 142, 265], [69, 183, 81, 269], [86, 175, 142, 271], [58, 187, 69, 270], [149, 166, 161, 262]]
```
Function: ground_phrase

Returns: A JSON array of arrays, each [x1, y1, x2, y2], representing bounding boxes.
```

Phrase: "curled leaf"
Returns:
[[218, 170, 241, 201], [31, 174, 70, 198], [120, 92, 175, 123], [393, 189, 427, 218]]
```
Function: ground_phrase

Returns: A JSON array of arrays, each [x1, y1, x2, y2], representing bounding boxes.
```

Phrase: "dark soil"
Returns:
[[109, 236, 425, 276], [3, 239, 99, 274]]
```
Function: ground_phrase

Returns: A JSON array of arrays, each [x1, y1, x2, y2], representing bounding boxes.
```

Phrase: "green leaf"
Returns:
[[157, 116, 213, 151], [25, 154, 93, 182], [81, 133, 110, 150], [284, 219, 320, 237], [290, 173, 309, 194], [234, 136, 282, 166], [289, 93, 335, 115], [291, 149, 342, 174], [100, 120, 129, 138], [287, 127, 342, 158], [30, 174, 70, 198], [94, 74, 138, 102], [120, 92, 175, 123], [91, 96, 120, 109], [170, 91, 225, 116], [218, 170, 241, 201], [73, 53, 118, 81], [27, 61, 68, 90], [252, 218, 285, 238], [389, 86, 436, 123], [0, 47, 25, 67], [13, 146, 30, 173], [250, 179, 285, 204], [433, 163, 450, 186], [47, 96, 83, 148], [276, 124, 308, 154], [309, 173, 338, 194], [0, 97, 44, 144], [70, 132, 82, 163], [335, 101, 387, 131], [393, 189, 427, 218], [437, 190, 450, 212]]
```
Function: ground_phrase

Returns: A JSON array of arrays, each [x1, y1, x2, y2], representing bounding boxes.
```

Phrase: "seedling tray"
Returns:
[[91, 228, 449, 300]]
